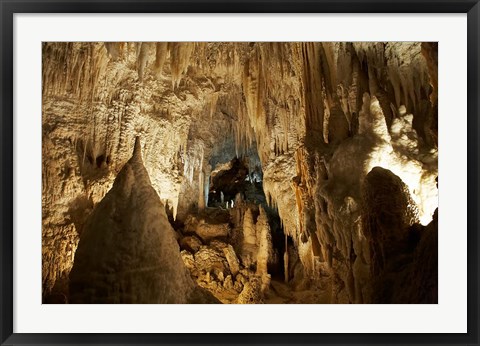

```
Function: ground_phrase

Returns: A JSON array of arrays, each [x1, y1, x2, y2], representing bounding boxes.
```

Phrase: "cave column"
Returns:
[[284, 234, 289, 283], [256, 206, 272, 293], [204, 164, 211, 208], [198, 169, 205, 212]]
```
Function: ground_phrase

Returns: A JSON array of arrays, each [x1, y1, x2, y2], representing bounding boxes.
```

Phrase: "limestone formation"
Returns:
[[194, 246, 229, 278], [43, 42, 438, 304], [69, 138, 217, 303], [243, 208, 257, 246], [179, 235, 203, 253], [223, 275, 234, 290], [241, 208, 258, 268], [223, 245, 241, 277], [362, 166, 422, 303], [236, 277, 264, 304], [256, 206, 273, 292], [184, 215, 230, 242], [181, 250, 196, 272]]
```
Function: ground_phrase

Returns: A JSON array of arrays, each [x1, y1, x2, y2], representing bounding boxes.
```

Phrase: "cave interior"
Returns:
[[42, 42, 438, 304]]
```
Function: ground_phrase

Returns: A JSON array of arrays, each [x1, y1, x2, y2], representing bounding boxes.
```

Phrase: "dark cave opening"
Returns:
[[165, 153, 289, 282], [206, 155, 287, 280], [208, 157, 250, 207], [207, 157, 264, 207]]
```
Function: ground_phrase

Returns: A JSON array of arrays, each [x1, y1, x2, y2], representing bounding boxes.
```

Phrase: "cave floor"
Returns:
[[264, 280, 331, 304], [198, 278, 332, 304], [177, 204, 334, 304]]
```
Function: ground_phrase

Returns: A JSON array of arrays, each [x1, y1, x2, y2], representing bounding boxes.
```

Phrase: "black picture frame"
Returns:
[[1, 1, 479, 345]]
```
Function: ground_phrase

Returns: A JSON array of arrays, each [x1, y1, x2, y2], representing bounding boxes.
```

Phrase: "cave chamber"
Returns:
[[41, 42, 438, 304]]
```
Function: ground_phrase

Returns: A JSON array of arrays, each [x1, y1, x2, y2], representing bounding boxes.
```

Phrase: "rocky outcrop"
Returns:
[[363, 167, 418, 275], [69, 138, 218, 303], [236, 277, 264, 304], [193, 246, 229, 278], [362, 166, 435, 303], [223, 245, 240, 277], [177, 204, 276, 303], [179, 235, 203, 253], [407, 208, 438, 303], [184, 215, 230, 242]]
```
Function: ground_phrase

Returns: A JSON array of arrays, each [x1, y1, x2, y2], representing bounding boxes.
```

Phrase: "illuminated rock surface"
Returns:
[[69, 138, 218, 303]]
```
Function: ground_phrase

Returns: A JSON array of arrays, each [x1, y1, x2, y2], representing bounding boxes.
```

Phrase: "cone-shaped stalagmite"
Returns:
[[69, 137, 218, 303]]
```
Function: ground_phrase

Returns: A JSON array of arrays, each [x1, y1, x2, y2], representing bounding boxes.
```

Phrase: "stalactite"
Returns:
[[104, 42, 125, 60], [302, 42, 325, 142], [169, 42, 195, 89], [136, 42, 155, 83], [153, 42, 169, 79], [42, 42, 109, 100]]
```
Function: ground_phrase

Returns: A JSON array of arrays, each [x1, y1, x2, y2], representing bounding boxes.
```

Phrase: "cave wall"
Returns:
[[42, 42, 438, 302]]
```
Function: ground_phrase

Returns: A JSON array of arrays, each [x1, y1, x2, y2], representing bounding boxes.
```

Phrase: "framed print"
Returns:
[[1, 0, 479, 345]]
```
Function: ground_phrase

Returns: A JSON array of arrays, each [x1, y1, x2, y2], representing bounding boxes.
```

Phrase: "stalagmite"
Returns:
[[223, 245, 241, 277], [69, 137, 218, 303], [235, 192, 244, 205], [241, 208, 258, 268], [204, 165, 211, 207], [198, 170, 205, 212], [284, 235, 289, 284], [243, 208, 257, 246], [256, 206, 272, 293]]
